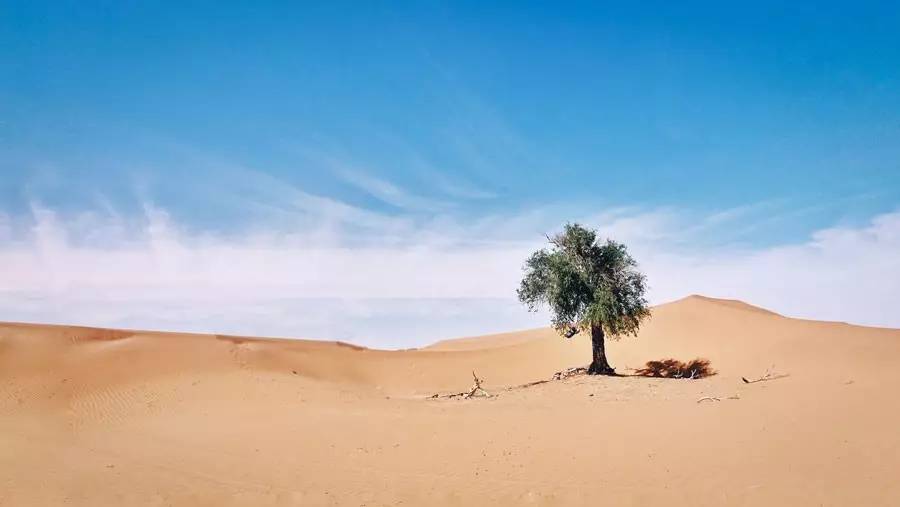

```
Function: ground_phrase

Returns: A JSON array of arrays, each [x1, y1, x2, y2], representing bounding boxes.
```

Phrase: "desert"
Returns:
[[2, 295, 899, 506], [4, 3, 900, 505]]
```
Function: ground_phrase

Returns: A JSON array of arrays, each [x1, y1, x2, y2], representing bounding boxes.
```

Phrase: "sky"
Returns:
[[1, 1, 899, 347]]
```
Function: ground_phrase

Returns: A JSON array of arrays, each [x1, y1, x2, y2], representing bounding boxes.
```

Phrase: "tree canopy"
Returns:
[[517, 223, 650, 341]]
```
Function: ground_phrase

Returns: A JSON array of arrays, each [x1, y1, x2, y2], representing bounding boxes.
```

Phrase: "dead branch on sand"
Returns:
[[742, 365, 790, 384], [430, 366, 590, 399], [464, 370, 491, 399], [430, 370, 493, 400], [697, 394, 741, 403]]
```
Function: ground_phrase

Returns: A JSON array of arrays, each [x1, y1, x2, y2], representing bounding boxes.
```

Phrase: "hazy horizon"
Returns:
[[2, 1, 898, 346]]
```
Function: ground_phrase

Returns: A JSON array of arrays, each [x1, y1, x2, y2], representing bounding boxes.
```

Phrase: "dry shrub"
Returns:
[[635, 358, 715, 379]]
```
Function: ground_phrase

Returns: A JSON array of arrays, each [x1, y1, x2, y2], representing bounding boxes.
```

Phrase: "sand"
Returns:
[[2, 294, 899, 506]]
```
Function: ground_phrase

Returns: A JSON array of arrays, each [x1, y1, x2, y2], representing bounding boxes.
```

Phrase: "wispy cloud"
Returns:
[[419, 167, 498, 200], [698, 199, 786, 228], [335, 167, 446, 212], [1, 191, 898, 347]]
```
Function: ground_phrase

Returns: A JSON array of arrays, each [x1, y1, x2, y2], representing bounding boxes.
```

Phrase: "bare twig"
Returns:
[[741, 374, 790, 384], [697, 396, 721, 403], [464, 370, 492, 399], [429, 371, 492, 399], [742, 365, 790, 384]]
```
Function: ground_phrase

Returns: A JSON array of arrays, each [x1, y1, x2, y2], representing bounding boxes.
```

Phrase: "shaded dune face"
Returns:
[[2, 295, 899, 506]]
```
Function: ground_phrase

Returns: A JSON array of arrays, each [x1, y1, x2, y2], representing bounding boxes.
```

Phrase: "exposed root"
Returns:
[[429, 360, 720, 401], [552, 367, 588, 380], [515, 379, 550, 389]]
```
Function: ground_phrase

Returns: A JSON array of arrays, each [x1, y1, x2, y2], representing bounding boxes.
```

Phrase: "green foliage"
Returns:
[[517, 223, 650, 339]]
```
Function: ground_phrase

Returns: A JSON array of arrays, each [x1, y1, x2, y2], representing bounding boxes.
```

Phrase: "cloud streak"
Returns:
[[335, 168, 448, 212], [0, 194, 898, 347]]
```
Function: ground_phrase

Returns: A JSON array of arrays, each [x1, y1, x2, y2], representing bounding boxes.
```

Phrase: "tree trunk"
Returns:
[[587, 324, 615, 375]]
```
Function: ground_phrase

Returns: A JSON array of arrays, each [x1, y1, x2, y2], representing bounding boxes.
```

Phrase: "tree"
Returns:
[[517, 223, 650, 375]]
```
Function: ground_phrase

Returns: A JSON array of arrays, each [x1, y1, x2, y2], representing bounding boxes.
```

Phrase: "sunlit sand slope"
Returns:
[[2, 295, 899, 506]]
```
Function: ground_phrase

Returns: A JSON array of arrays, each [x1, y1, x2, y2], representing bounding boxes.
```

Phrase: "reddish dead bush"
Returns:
[[635, 358, 715, 379]]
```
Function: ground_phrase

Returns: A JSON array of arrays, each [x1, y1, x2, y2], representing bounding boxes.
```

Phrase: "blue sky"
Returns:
[[1, 2, 899, 345]]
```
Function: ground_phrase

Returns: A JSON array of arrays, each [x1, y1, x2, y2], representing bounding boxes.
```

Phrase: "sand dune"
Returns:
[[2, 295, 899, 506]]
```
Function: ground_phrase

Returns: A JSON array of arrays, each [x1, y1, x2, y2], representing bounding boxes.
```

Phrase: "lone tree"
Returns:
[[517, 223, 650, 375]]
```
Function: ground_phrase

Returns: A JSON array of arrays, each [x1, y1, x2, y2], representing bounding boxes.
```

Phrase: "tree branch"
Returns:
[[742, 365, 790, 384]]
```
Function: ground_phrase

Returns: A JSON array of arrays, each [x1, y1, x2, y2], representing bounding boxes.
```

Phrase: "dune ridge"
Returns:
[[2, 295, 899, 506]]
